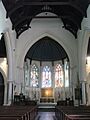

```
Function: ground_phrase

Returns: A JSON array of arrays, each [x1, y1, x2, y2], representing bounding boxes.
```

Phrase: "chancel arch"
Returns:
[[21, 36, 74, 103]]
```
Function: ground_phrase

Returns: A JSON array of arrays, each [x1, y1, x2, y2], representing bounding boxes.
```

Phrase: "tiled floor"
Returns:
[[35, 112, 56, 120]]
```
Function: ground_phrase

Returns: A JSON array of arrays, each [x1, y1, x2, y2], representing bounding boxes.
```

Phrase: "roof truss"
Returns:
[[2, 0, 89, 38]]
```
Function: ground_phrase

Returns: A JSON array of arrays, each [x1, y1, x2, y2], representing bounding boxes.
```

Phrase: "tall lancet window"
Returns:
[[55, 64, 64, 87], [42, 66, 51, 88], [31, 64, 39, 87], [65, 61, 69, 87]]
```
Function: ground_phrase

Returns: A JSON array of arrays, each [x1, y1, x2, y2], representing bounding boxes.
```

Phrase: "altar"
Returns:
[[40, 98, 54, 103]]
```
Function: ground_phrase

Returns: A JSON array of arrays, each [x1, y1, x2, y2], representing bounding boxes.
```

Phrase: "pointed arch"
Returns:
[[17, 32, 75, 86], [0, 67, 7, 105]]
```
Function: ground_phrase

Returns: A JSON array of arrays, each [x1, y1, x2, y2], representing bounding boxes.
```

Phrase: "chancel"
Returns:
[[0, 0, 90, 120]]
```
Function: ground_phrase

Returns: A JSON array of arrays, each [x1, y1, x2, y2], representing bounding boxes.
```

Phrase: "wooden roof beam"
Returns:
[[12, 15, 81, 30], [7, 2, 85, 17]]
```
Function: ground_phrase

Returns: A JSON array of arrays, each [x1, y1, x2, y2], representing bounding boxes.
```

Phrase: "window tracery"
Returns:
[[31, 64, 39, 87], [42, 66, 51, 88], [55, 64, 64, 87]]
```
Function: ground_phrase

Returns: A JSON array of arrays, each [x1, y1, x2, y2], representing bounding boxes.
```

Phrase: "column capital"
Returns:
[[7, 80, 14, 83], [17, 66, 23, 70], [80, 80, 87, 83]]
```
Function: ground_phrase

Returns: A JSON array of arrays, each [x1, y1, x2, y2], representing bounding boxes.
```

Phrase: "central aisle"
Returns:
[[35, 112, 56, 120]]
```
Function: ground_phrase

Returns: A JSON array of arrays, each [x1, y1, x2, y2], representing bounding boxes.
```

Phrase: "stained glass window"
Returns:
[[42, 66, 51, 88], [55, 64, 63, 87], [31, 64, 39, 87], [65, 61, 69, 87]]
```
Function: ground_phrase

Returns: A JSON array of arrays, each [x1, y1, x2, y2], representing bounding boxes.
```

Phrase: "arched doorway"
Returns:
[[0, 72, 4, 105]]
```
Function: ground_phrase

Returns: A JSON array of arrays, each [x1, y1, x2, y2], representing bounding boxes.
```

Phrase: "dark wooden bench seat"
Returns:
[[66, 115, 90, 120], [0, 105, 38, 120], [0, 116, 22, 120], [55, 106, 90, 120]]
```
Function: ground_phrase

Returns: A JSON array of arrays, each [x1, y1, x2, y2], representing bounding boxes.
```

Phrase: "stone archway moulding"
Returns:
[[80, 28, 90, 82], [17, 32, 75, 69], [0, 67, 7, 104], [16, 32, 77, 100], [16, 32, 77, 93], [79, 28, 90, 105]]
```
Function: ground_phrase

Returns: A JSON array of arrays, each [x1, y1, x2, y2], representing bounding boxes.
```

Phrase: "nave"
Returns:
[[35, 111, 56, 120], [1, 102, 90, 120], [0, 1, 90, 120]]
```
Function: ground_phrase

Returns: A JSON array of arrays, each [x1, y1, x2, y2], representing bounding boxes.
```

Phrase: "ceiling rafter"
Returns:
[[12, 15, 81, 30], [12, 17, 32, 30], [16, 26, 30, 39], [64, 25, 77, 38], [7, 1, 85, 18], [2, 0, 89, 38]]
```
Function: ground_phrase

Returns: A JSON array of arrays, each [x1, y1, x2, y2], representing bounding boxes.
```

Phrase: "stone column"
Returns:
[[7, 81, 13, 104], [40, 61, 42, 99], [28, 60, 31, 99], [26, 59, 30, 87], [63, 61, 66, 100], [67, 61, 71, 99], [81, 81, 87, 105], [70, 65, 77, 104], [16, 66, 24, 95], [23, 61, 26, 94], [29, 60, 32, 87], [4, 30, 13, 105], [51, 62, 55, 101]]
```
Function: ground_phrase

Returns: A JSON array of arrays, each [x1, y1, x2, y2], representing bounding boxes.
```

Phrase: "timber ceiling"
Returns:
[[2, 0, 90, 39]]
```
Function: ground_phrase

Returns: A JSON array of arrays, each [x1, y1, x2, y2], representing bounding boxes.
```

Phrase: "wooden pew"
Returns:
[[0, 105, 38, 120], [55, 106, 90, 120], [0, 116, 22, 120], [66, 115, 90, 120]]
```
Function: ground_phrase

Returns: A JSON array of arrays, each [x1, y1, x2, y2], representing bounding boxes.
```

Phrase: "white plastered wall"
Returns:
[[14, 13, 78, 100], [2, 2, 90, 105], [0, 1, 16, 104], [77, 4, 90, 105]]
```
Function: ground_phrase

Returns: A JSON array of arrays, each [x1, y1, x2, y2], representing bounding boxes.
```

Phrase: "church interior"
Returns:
[[0, 0, 90, 120]]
